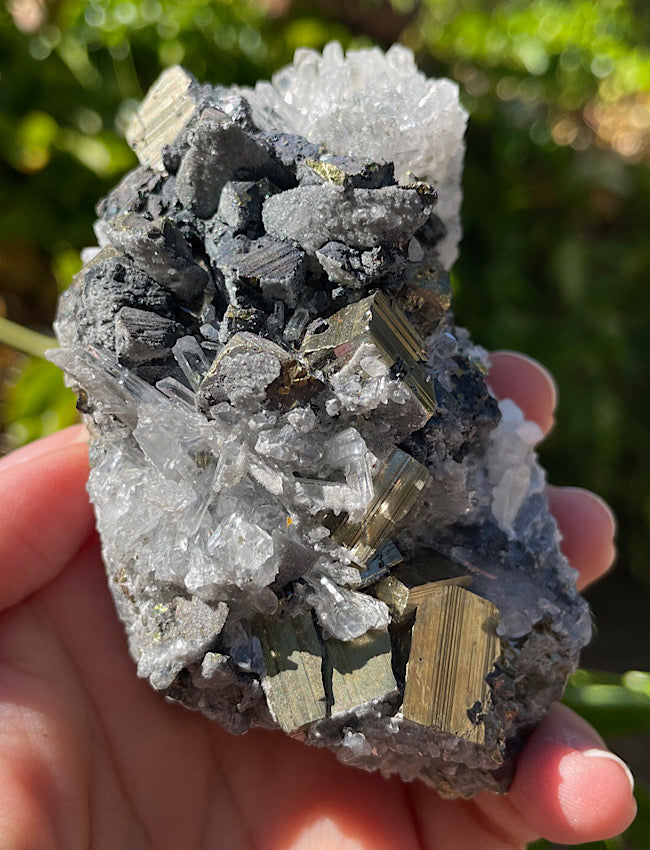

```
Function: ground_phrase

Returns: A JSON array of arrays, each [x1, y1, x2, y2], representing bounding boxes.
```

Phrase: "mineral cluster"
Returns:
[[50, 43, 591, 798]]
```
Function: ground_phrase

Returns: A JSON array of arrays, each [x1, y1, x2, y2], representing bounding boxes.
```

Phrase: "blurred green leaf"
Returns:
[[52, 246, 83, 292], [564, 670, 650, 737], [3, 357, 78, 448]]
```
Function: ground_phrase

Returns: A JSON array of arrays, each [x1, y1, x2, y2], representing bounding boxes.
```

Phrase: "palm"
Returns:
[[0, 353, 635, 849]]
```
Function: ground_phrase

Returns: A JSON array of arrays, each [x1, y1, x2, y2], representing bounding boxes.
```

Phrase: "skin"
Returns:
[[0, 351, 636, 850]]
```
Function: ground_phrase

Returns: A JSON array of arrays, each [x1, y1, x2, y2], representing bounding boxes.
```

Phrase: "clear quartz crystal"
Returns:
[[247, 455, 285, 496], [214, 438, 249, 492], [178, 470, 216, 536], [282, 306, 311, 343], [156, 376, 197, 406], [267, 300, 285, 337], [324, 428, 375, 508], [200, 322, 221, 342], [307, 572, 390, 640], [172, 335, 212, 390], [324, 427, 367, 467], [255, 423, 323, 465], [204, 514, 277, 589], [294, 478, 365, 517], [286, 406, 317, 433]]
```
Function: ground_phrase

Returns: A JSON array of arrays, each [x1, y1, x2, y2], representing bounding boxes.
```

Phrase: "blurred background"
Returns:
[[0, 1, 648, 846]]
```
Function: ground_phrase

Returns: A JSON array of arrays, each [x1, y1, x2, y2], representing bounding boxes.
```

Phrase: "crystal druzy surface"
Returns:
[[50, 44, 591, 798]]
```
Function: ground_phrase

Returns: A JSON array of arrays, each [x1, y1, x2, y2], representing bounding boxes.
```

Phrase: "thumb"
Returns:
[[508, 702, 636, 845], [0, 425, 95, 611]]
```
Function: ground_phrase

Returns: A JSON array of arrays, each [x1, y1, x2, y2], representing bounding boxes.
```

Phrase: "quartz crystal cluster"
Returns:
[[50, 43, 591, 798]]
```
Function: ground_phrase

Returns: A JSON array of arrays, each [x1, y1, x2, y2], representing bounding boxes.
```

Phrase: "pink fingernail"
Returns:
[[491, 349, 559, 411], [583, 749, 635, 794], [554, 486, 618, 538]]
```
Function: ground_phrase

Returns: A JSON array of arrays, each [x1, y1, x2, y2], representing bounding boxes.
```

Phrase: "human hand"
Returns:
[[0, 351, 635, 849]]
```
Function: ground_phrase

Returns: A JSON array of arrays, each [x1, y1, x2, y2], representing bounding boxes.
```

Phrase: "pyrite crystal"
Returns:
[[50, 44, 591, 798]]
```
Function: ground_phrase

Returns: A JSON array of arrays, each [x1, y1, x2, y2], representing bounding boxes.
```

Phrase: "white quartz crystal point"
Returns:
[[243, 41, 468, 269]]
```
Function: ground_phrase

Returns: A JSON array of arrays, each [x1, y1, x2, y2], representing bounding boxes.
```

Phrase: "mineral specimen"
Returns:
[[49, 43, 591, 798]]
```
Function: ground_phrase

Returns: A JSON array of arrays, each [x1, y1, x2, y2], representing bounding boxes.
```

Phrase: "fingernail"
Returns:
[[551, 486, 618, 539], [583, 749, 635, 794], [72, 425, 90, 444], [572, 488, 618, 539], [491, 350, 559, 411]]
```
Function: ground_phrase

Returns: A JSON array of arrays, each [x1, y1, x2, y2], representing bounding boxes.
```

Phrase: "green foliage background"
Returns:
[[0, 2, 648, 847]]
